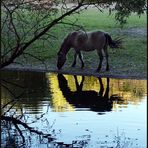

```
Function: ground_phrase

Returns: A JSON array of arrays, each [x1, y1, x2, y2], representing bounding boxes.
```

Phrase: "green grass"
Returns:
[[109, 37, 147, 74], [4, 7, 146, 77], [64, 8, 146, 29]]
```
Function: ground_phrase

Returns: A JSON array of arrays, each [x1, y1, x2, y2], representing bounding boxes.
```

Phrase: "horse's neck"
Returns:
[[60, 35, 72, 55], [61, 46, 70, 55]]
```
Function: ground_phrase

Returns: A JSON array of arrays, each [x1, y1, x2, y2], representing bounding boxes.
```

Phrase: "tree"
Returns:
[[1, 0, 146, 68]]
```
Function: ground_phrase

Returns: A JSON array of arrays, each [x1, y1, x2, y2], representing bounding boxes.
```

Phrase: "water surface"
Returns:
[[1, 71, 147, 147]]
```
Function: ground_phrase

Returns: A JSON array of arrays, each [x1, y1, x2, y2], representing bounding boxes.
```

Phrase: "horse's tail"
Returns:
[[105, 33, 122, 48]]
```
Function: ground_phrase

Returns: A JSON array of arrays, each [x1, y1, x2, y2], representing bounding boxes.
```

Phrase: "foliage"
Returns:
[[113, 0, 146, 25], [76, 0, 146, 25]]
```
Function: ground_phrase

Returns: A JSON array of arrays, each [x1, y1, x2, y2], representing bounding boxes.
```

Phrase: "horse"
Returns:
[[57, 30, 122, 72]]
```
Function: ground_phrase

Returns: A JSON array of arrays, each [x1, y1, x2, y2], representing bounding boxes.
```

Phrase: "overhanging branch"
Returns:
[[1, 2, 84, 68]]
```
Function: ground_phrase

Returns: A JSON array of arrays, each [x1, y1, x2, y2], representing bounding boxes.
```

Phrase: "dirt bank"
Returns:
[[2, 64, 147, 80]]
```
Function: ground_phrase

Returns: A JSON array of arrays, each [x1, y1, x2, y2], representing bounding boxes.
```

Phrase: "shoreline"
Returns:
[[1, 66, 147, 80]]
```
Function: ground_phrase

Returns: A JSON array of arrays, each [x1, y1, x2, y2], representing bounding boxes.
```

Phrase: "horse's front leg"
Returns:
[[78, 52, 84, 69], [74, 75, 84, 91], [71, 52, 77, 67]]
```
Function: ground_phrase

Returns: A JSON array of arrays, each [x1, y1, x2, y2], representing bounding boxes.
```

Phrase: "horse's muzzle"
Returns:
[[57, 55, 66, 70]]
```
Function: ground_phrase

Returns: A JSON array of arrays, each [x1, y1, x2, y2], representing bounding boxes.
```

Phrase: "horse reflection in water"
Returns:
[[57, 74, 121, 113]]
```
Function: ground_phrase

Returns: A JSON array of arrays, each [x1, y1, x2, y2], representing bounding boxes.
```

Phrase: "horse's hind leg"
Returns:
[[78, 52, 84, 69], [103, 46, 109, 71], [71, 52, 77, 67], [96, 50, 103, 72], [98, 77, 104, 96]]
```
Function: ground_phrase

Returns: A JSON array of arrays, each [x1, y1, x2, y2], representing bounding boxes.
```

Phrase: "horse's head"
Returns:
[[57, 52, 66, 70], [57, 34, 72, 70]]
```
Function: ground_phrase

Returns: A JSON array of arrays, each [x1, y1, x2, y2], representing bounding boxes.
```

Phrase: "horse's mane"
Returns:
[[59, 34, 69, 50], [58, 32, 73, 54], [62, 32, 72, 44]]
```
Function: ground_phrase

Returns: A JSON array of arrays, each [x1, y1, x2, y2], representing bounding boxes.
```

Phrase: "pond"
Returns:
[[1, 70, 147, 148]]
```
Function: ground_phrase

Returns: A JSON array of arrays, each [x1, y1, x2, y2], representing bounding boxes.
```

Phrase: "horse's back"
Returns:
[[88, 30, 106, 46], [69, 30, 106, 51], [82, 30, 106, 50], [70, 31, 87, 48]]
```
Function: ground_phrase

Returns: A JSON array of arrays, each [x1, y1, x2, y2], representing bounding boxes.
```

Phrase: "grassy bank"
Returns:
[[6, 8, 147, 78]]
